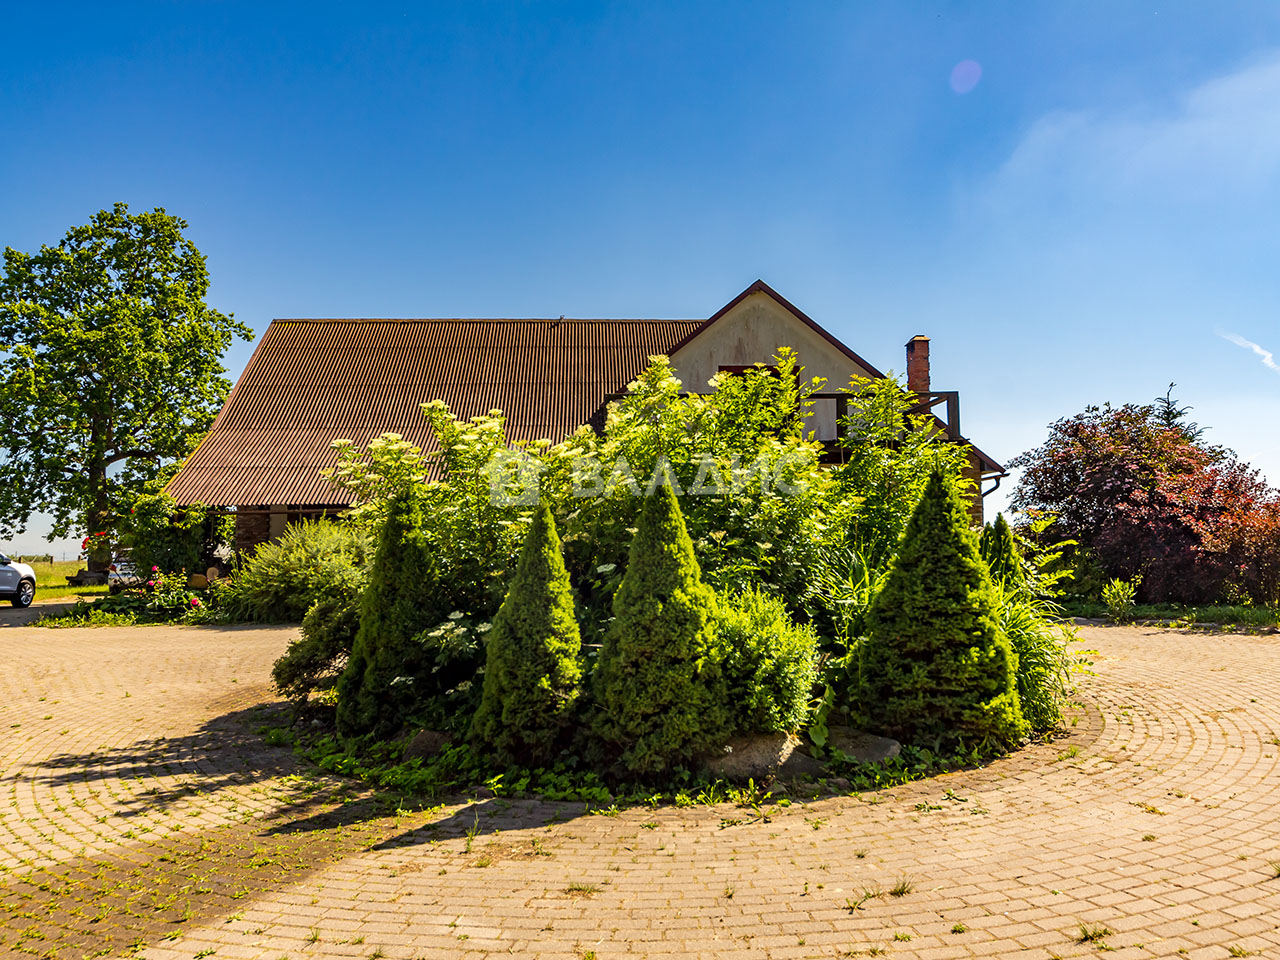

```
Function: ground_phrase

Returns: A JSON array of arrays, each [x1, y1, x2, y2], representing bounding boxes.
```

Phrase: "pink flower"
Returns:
[[151, 565, 159, 573], [190, 598, 201, 608], [146, 580, 155, 588]]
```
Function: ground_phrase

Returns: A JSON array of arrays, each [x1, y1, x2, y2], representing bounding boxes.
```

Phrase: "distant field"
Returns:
[[23, 560, 108, 602]]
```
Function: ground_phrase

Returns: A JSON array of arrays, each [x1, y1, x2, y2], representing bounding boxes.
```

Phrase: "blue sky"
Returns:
[[4, 2, 1280, 556]]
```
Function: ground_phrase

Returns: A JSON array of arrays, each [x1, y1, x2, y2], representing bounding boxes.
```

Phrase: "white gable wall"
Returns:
[[668, 290, 879, 440]]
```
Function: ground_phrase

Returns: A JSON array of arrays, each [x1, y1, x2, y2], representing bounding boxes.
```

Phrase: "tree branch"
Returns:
[[105, 448, 159, 466]]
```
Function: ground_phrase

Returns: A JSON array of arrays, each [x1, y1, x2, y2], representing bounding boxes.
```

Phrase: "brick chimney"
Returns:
[[906, 335, 930, 396]]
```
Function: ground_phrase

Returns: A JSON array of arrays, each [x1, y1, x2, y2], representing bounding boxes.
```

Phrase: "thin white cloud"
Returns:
[[1220, 331, 1280, 373], [971, 53, 1280, 226]]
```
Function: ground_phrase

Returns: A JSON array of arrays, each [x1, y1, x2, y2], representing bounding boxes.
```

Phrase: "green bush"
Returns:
[[329, 356, 974, 653], [336, 492, 447, 742], [219, 520, 370, 623], [409, 613, 492, 732], [1102, 575, 1141, 621], [859, 469, 1028, 751], [121, 489, 233, 575], [979, 512, 1023, 585], [272, 586, 364, 703], [470, 503, 583, 766], [827, 374, 974, 572], [592, 485, 730, 777], [715, 585, 819, 734], [45, 570, 205, 625]]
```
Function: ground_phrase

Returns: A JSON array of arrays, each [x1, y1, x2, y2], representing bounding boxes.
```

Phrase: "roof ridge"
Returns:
[[272, 317, 704, 324]]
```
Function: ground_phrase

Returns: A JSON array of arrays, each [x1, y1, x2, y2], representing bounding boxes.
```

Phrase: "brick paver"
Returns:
[[3, 622, 1280, 958]]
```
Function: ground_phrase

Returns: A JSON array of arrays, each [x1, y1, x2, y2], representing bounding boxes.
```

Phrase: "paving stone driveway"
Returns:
[[2, 622, 1279, 960]]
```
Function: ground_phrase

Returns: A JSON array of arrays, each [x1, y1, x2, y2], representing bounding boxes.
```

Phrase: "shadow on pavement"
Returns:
[[0, 602, 75, 627], [3, 703, 305, 816]]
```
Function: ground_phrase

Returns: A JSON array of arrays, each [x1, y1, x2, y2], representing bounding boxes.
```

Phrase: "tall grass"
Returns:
[[25, 560, 109, 602], [990, 581, 1077, 733]]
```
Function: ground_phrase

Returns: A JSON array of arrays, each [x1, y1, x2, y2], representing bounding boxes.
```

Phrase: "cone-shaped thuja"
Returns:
[[861, 469, 1027, 750], [336, 491, 442, 742], [470, 502, 583, 766], [592, 484, 728, 777], [979, 512, 1023, 584]]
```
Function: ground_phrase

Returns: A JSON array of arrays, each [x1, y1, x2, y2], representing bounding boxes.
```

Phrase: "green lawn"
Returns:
[[1063, 600, 1280, 630], [25, 560, 109, 603]]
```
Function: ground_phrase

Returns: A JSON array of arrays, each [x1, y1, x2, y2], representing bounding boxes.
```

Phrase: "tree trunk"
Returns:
[[87, 465, 111, 574]]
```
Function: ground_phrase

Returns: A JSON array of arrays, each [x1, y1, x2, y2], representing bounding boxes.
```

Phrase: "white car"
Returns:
[[0, 555, 35, 608]]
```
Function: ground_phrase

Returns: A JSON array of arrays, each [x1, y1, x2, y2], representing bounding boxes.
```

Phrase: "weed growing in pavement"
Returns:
[[1076, 923, 1111, 943], [844, 886, 884, 911], [1130, 801, 1166, 815], [463, 811, 480, 853]]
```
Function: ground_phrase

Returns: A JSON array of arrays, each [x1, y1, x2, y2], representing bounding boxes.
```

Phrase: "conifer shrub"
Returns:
[[272, 586, 364, 703], [979, 512, 1023, 584], [470, 503, 583, 766], [715, 585, 819, 734], [859, 469, 1028, 751], [592, 484, 730, 777], [336, 492, 447, 742]]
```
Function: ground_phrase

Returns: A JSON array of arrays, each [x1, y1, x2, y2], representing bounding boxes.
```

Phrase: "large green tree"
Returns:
[[0, 204, 250, 568]]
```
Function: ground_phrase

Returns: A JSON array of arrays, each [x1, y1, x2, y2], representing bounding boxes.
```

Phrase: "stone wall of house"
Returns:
[[234, 508, 271, 555], [234, 506, 346, 555]]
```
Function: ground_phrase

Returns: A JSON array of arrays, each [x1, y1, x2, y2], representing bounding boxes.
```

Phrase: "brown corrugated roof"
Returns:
[[167, 317, 704, 506], [169, 282, 1005, 508]]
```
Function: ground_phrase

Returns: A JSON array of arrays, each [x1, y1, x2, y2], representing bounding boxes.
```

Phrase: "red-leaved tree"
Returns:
[[1009, 399, 1275, 603], [1205, 500, 1280, 606]]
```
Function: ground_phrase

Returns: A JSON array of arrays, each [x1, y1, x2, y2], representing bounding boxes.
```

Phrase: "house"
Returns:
[[166, 280, 1005, 550]]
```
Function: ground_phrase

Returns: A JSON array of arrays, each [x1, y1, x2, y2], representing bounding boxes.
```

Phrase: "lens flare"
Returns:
[[950, 60, 982, 94]]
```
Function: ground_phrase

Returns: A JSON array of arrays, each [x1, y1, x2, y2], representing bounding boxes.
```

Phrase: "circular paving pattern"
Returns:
[[2, 622, 1280, 959]]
